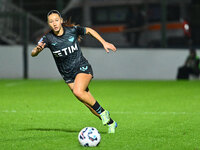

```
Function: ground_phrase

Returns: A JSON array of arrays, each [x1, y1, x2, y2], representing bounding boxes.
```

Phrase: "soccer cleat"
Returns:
[[108, 121, 117, 133], [100, 110, 110, 125]]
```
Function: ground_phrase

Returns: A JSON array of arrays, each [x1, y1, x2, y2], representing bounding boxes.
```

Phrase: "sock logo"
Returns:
[[96, 106, 102, 114]]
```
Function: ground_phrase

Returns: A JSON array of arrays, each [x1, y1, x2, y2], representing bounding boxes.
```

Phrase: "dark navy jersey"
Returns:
[[39, 26, 90, 79]]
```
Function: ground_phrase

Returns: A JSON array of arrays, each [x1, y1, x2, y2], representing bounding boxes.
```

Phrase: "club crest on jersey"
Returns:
[[51, 42, 57, 46], [52, 43, 78, 57], [68, 36, 74, 42]]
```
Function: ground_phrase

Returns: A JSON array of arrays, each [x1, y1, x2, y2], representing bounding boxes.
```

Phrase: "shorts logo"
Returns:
[[80, 66, 88, 71], [66, 79, 72, 83]]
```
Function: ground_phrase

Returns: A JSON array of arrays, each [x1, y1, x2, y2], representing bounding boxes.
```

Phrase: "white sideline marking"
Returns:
[[5, 82, 25, 87], [4, 80, 60, 87], [0, 110, 200, 115]]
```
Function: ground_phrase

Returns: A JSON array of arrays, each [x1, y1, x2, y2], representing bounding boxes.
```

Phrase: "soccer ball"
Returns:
[[78, 127, 101, 147]]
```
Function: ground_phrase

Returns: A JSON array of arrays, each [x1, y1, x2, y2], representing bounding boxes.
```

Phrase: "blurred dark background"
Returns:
[[0, 0, 200, 48]]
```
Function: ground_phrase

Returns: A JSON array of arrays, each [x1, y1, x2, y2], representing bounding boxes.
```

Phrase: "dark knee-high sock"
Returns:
[[92, 101, 114, 125], [91, 101, 105, 114]]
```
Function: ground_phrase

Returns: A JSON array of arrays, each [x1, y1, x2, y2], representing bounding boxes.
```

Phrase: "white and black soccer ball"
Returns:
[[78, 127, 101, 147]]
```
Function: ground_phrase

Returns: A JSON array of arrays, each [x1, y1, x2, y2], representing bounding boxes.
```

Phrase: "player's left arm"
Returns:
[[85, 27, 117, 53]]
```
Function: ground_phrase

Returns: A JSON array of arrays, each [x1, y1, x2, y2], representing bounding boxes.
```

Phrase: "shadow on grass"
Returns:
[[19, 128, 107, 134], [20, 128, 80, 133], [0, 135, 63, 143], [0, 128, 107, 143]]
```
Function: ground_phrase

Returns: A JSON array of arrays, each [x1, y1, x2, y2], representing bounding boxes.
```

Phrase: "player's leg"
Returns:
[[67, 82, 100, 119], [69, 73, 117, 133], [73, 73, 95, 106], [68, 74, 106, 120], [73, 73, 111, 122]]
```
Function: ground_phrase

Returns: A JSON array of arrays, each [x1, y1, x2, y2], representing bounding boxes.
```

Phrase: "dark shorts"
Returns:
[[63, 64, 93, 84]]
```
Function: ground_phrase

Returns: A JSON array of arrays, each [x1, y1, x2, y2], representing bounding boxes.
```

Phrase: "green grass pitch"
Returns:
[[0, 79, 200, 150]]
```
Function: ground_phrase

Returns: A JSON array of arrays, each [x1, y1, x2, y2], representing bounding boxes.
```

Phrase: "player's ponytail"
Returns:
[[62, 17, 82, 42]]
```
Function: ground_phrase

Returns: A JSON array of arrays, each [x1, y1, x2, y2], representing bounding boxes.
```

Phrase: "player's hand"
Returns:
[[36, 42, 46, 52], [31, 42, 46, 57], [103, 42, 117, 53]]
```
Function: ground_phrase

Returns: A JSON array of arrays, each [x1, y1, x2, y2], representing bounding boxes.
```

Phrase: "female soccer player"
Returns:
[[31, 10, 117, 133]]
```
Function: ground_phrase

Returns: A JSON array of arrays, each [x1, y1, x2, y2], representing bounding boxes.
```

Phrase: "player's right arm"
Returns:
[[31, 42, 46, 57]]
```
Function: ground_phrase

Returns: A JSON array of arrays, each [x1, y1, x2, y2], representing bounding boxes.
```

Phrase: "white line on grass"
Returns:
[[1, 110, 200, 115], [5, 82, 25, 87], [4, 80, 60, 87]]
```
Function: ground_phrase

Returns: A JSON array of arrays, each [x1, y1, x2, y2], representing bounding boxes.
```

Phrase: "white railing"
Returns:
[[0, 1, 47, 45]]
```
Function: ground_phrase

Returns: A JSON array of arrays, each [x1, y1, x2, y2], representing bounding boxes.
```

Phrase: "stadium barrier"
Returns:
[[0, 45, 199, 80]]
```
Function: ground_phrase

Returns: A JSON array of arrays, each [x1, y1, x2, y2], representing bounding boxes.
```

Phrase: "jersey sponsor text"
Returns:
[[53, 43, 78, 57]]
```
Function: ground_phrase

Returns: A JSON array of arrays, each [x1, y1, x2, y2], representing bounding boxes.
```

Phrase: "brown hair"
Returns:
[[62, 17, 82, 42]]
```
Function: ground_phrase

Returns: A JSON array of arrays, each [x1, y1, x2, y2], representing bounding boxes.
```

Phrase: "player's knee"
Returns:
[[73, 88, 84, 99]]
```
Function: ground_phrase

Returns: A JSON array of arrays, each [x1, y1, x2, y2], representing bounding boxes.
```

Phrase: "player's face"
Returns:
[[48, 13, 63, 32]]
